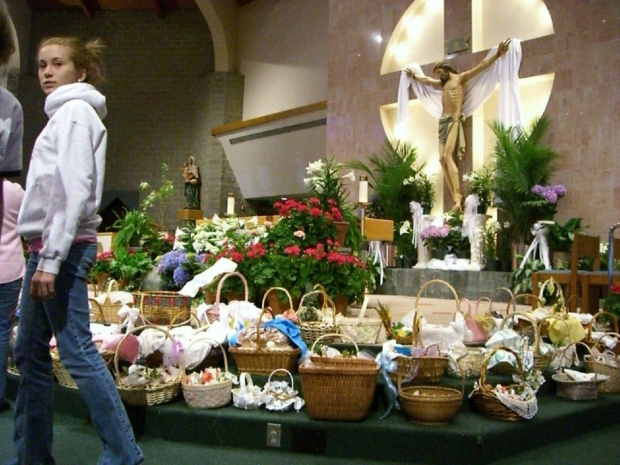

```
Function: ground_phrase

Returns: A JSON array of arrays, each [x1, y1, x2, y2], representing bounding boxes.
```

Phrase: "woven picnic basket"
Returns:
[[133, 290, 191, 326], [92, 279, 126, 324], [553, 342, 609, 400], [337, 294, 383, 345], [205, 272, 251, 325], [228, 287, 301, 375], [469, 346, 535, 421], [389, 280, 457, 385], [113, 324, 181, 406], [181, 337, 232, 409], [296, 288, 339, 345], [398, 357, 465, 425], [584, 311, 620, 356], [583, 332, 620, 393], [299, 333, 380, 421]]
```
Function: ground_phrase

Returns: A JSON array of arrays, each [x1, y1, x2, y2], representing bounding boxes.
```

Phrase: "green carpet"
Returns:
[[4, 369, 620, 465]]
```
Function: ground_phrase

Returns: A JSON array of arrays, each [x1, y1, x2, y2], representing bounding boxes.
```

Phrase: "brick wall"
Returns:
[[18, 9, 244, 229]]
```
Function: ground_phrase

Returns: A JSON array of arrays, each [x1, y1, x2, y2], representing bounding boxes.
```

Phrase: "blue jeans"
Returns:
[[0, 278, 22, 404], [9, 244, 144, 465]]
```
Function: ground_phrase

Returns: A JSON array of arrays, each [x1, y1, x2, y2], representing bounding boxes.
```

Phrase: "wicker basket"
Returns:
[[398, 363, 465, 425], [205, 272, 251, 325], [389, 280, 456, 385], [93, 280, 126, 324], [337, 294, 383, 345], [583, 333, 620, 393], [469, 346, 535, 421], [113, 325, 181, 406], [228, 287, 302, 375], [133, 291, 191, 326], [584, 311, 620, 356], [299, 333, 380, 421], [181, 337, 232, 409], [446, 346, 486, 379], [296, 289, 339, 346], [553, 342, 609, 400], [51, 349, 78, 389], [495, 309, 562, 374]]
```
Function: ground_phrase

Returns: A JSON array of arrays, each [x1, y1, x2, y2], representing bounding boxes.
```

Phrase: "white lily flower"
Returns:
[[399, 221, 412, 235], [341, 170, 356, 182]]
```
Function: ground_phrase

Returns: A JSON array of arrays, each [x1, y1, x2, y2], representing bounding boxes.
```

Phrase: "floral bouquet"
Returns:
[[463, 165, 495, 210], [527, 184, 567, 220], [157, 248, 207, 291]]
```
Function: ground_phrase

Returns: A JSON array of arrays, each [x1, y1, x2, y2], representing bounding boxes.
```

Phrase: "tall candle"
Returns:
[[359, 176, 369, 204], [227, 192, 235, 215]]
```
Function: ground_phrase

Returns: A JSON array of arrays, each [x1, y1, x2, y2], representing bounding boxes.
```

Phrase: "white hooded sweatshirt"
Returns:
[[17, 82, 107, 275]]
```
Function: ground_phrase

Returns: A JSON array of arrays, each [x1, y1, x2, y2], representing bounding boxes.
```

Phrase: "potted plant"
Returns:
[[482, 222, 499, 270], [463, 165, 495, 213], [546, 217, 584, 268], [108, 248, 154, 291], [112, 209, 158, 252], [304, 156, 362, 251], [491, 116, 563, 245], [156, 248, 207, 291], [347, 139, 434, 265], [139, 162, 175, 228]]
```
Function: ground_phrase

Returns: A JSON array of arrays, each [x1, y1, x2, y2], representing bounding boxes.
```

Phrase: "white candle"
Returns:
[[227, 193, 235, 215], [359, 176, 369, 204]]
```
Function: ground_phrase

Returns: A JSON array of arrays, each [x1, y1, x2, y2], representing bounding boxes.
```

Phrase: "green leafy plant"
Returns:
[[463, 164, 495, 209], [347, 139, 434, 221], [139, 162, 175, 228], [491, 116, 563, 244], [108, 248, 154, 290], [112, 209, 159, 251], [510, 257, 545, 295], [547, 217, 584, 252]]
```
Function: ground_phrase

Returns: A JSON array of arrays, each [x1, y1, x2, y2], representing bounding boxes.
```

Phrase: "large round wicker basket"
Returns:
[[299, 333, 379, 421]]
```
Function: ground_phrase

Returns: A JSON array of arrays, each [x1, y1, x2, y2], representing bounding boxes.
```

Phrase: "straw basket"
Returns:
[[584, 311, 620, 356], [583, 332, 620, 393], [228, 287, 301, 375], [181, 337, 232, 409], [232, 373, 263, 409], [337, 294, 383, 345], [553, 342, 609, 400], [205, 272, 251, 325], [51, 349, 78, 389], [299, 333, 379, 421], [114, 325, 181, 406], [93, 280, 126, 324], [461, 297, 494, 344], [495, 309, 562, 374], [398, 359, 465, 425], [296, 289, 339, 346], [446, 346, 486, 379], [389, 280, 456, 385], [133, 291, 191, 326], [469, 346, 535, 421]]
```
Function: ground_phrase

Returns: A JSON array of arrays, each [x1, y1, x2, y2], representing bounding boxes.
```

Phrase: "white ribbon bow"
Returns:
[[410, 201, 424, 249], [117, 304, 141, 333], [369, 240, 386, 285], [461, 194, 479, 240], [519, 222, 551, 270]]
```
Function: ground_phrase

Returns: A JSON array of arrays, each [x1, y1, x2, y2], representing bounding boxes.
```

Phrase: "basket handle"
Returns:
[[505, 293, 544, 314], [459, 297, 472, 318], [105, 279, 120, 294], [113, 324, 174, 382], [537, 277, 566, 308], [491, 287, 516, 314], [309, 332, 359, 355], [479, 346, 524, 388], [239, 372, 253, 390], [89, 298, 105, 323], [296, 289, 336, 325], [413, 279, 461, 347], [214, 272, 249, 306], [258, 287, 293, 347], [181, 336, 228, 378], [475, 296, 492, 316], [267, 368, 294, 389], [588, 311, 619, 339]]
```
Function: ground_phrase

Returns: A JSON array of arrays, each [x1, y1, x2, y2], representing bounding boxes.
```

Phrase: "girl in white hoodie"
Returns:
[[9, 37, 144, 465]]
